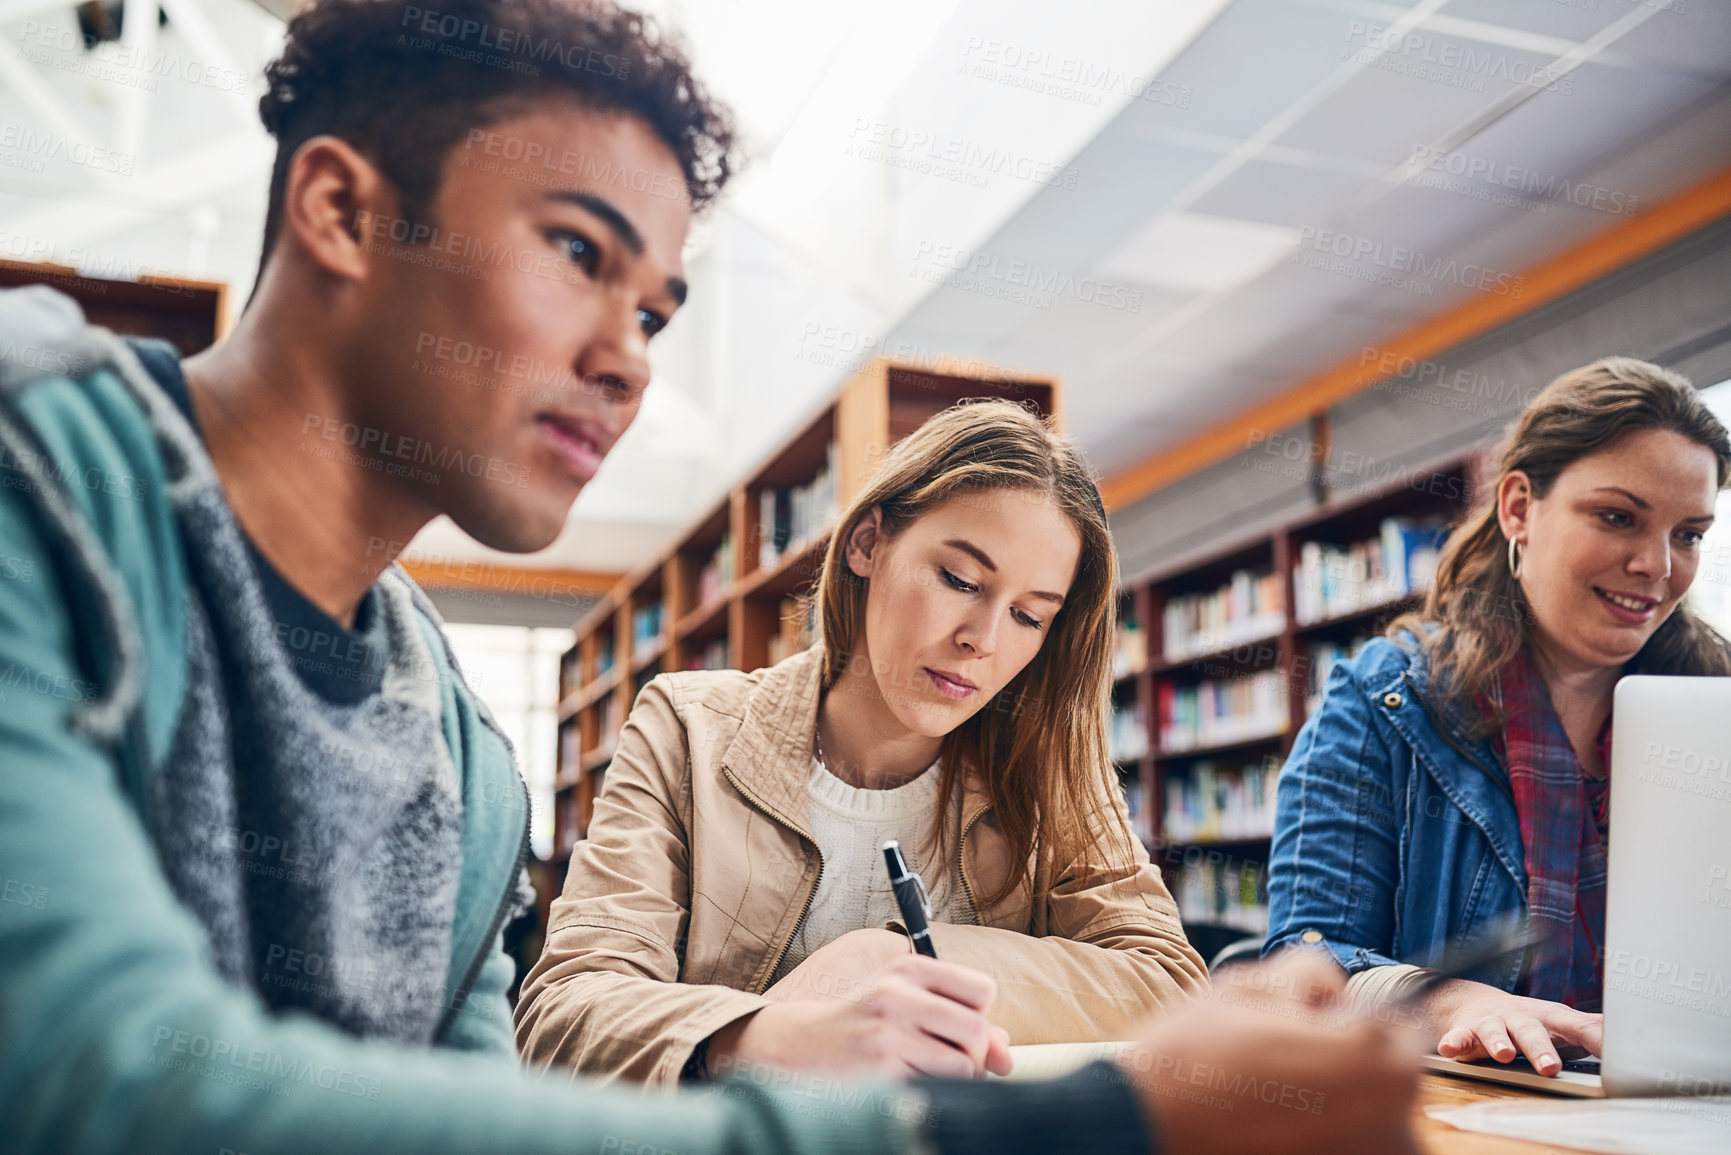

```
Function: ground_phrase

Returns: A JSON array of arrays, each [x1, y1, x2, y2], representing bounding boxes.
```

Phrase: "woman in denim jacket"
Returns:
[[1267, 357, 1731, 1077]]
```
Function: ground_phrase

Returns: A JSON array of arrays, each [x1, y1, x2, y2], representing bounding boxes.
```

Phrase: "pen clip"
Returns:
[[907, 868, 933, 919]]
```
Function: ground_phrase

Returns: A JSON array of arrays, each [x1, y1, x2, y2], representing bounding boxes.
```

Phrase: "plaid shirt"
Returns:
[[1484, 651, 1609, 1012]]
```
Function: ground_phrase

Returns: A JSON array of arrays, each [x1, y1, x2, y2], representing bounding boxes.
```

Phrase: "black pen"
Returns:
[[882, 839, 938, 958], [1385, 914, 1543, 1011]]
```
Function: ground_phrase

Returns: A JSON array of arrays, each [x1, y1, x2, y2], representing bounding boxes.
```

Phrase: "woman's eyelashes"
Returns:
[[1593, 506, 1707, 549], [939, 567, 977, 594], [938, 567, 1044, 630]]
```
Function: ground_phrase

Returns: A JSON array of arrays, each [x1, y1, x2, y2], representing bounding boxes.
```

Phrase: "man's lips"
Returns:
[[924, 668, 978, 700], [536, 416, 606, 483], [1594, 586, 1659, 624]]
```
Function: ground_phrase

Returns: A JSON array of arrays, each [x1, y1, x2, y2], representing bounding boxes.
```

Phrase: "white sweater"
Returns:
[[769, 757, 975, 984]]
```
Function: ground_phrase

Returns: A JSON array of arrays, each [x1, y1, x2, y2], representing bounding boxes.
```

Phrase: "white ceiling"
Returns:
[[892, 0, 1731, 477], [1, 0, 1728, 576]]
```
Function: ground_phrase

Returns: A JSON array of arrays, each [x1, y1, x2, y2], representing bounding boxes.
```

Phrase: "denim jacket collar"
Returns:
[[1372, 639, 1527, 893]]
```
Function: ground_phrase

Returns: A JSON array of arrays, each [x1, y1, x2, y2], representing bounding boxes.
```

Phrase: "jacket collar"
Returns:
[[719, 646, 827, 837], [719, 646, 994, 842], [1376, 637, 1527, 888]]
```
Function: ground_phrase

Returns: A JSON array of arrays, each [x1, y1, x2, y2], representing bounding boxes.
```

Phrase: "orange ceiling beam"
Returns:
[[401, 559, 621, 600], [1099, 163, 1731, 512]]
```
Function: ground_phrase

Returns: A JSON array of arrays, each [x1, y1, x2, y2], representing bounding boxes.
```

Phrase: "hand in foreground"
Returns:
[[1118, 952, 1422, 1155], [1426, 979, 1602, 1075], [707, 930, 1012, 1080]]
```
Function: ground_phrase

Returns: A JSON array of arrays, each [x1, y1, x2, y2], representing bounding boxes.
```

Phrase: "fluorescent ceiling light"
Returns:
[[1097, 210, 1301, 294]]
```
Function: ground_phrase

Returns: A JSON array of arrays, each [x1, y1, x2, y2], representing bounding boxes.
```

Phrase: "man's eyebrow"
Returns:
[[549, 189, 687, 307], [550, 190, 643, 254], [944, 538, 1066, 604]]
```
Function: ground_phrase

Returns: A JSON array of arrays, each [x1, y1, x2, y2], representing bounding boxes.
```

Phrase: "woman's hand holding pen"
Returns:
[[1423, 980, 1602, 1075], [706, 930, 1013, 1079]]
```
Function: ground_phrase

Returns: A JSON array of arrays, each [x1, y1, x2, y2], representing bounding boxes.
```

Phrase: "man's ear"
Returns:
[[281, 134, 389, 283], [1496, 470, 1533, 546], [845, 506, 884, 580]]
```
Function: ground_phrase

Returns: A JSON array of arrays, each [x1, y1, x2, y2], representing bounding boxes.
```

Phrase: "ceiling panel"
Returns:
[[1129, 0, 1376, 138], [966, 140, 1225, 270], [1595, 1, 1731, 79], [1191, 157, 1383, 228], [1435, 0, 1626, 43], [1277, 34, 1562, 165]]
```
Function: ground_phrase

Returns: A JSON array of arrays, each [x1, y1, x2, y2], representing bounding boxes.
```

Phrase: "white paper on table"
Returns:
[[1426, 1096, 1731, 1155], [992, 1042, 1135, 1081]]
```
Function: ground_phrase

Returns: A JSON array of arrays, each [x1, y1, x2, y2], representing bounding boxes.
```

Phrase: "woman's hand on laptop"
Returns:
[[706, 933, 1013, 1079], [1426, 980, 1603, 1075]]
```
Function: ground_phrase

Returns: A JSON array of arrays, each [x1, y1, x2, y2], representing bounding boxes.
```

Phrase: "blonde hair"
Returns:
[[1390, 356, 1731, 731], [813, 398, 1130, 910]]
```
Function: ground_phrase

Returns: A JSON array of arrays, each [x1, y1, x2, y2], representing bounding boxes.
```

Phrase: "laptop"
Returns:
[[1424, 675, 1731, 1098]]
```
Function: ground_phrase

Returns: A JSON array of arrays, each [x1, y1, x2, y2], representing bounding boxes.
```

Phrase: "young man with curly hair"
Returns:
[[0, 1, 1421, 1152]]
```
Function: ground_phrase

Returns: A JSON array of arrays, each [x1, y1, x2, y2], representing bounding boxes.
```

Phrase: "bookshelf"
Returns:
[[1112, 451, 1491, 936], [551, 360, 1061, 864], [0, 259, 227, 351]]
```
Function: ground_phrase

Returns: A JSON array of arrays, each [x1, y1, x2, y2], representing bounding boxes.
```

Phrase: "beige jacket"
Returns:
[[514, 646, 1209, 1085]]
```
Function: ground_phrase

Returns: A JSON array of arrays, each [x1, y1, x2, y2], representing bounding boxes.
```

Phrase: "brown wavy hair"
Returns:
[[813, 398, 1130, 910], [1389, 356, 1731, 733]]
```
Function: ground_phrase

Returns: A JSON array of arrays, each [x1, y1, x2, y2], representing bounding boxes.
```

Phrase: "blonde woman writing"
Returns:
[[515, 399, 1208, 1085]]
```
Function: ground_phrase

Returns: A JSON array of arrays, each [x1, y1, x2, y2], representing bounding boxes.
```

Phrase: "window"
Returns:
[[442, 624, 574, 860], [1691, 379, 1731, 638]]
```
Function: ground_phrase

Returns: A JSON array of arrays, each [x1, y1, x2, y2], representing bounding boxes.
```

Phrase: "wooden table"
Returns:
[[1418, 1071, 1585, 1154]]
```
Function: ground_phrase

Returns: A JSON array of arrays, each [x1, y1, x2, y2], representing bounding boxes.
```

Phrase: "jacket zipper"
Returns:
[[955, 806, 986, 922], [433, 771, 531, 1043], [1400, 671, 1515, 806], [724, 765, 822, 993]]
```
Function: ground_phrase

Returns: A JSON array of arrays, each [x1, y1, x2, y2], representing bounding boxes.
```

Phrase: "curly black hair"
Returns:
[[256, 0, 735, 267]]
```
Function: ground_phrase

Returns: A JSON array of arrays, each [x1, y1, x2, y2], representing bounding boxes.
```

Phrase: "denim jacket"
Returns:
[[1265, 635, 1528, 990]]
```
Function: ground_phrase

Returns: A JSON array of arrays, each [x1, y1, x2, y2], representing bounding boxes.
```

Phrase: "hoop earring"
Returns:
[[1507, 537, 1523, 580]]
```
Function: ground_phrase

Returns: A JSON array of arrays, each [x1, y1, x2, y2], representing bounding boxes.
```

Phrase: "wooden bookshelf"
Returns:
[[551, 359, 1061, 863], [0, 260, 227, 351], [1111, 451, 1494, 935]]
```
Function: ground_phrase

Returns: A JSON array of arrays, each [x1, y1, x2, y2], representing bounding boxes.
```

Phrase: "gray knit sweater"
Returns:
[[0, 287, 476, 1044]]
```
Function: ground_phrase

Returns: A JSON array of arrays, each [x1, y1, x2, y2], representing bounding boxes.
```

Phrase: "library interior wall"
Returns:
[[1109, 217, 1731, 582]]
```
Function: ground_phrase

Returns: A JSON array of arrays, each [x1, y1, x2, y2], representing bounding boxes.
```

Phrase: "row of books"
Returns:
[[1162, 757, 1282, 844], [756, 443, 840, 570], [1157, 671, 1288, 754], [1171, 855, 1269, 933], [697, 531, 736, 608], [1162, 570, 1285, 662], [595, 637, 615, 678], [682, 638, 730, 672], [1113, 620, 1148, 681], [1292, 516, 1447, 626], [595, 693, 623, 759], [1109, 699, 1150, 763], [1123, 777, 1151, 846], [631, 603, 664, 649], [1302, 636, 1375, 715], [766, 595, 819, 667]]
